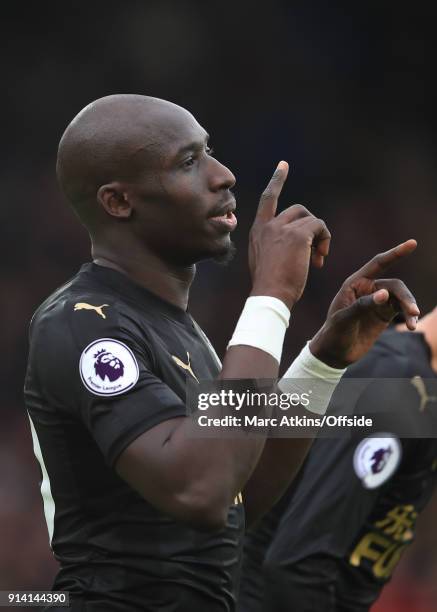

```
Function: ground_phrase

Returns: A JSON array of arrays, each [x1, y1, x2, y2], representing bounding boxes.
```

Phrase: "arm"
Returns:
[[115, 162, 332, 530], [116, 345, 279, 531], [243, 241, 419, 526]]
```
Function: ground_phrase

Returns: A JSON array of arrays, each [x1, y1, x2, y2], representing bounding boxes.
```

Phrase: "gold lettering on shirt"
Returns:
[[349, 504, 416, 579]]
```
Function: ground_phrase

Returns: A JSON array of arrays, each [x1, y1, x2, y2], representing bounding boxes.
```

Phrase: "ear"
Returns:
[[97, 183, 132, 219]]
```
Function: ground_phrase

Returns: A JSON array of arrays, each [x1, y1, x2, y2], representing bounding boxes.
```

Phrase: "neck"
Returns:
[[91, 242, 195, 311], [397, 306, 437, 372]]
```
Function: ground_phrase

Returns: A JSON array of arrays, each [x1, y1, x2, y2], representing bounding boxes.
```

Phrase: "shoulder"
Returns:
[[26, 288, 158, 410], [30, 278, 150, 350], [31, 287, 118, 347], [345, 329, 429, 379], [27, 281, 155, 386], [377, 329, 432, 370]]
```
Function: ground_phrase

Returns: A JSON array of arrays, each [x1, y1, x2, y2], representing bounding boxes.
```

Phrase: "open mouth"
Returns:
[[209, 198, 237, 232], [209, 210, 237, 231]]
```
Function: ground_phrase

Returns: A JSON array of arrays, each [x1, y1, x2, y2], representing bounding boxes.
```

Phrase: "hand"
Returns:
[[309, 240, 419, 368], [249, 161, 331, 309]]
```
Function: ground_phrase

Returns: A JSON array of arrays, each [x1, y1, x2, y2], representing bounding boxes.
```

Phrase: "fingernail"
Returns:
[[409, 316, 418, 329]]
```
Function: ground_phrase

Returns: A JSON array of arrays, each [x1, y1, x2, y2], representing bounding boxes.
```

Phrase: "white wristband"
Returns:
[[279, 342, 346, 415], [227, 296, 290, 363]]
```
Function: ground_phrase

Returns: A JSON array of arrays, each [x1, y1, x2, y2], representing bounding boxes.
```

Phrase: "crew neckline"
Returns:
[[80, 262, 192, 324]]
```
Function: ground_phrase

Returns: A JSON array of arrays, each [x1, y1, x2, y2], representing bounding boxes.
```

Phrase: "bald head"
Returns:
[[56, 94, 197, 227]]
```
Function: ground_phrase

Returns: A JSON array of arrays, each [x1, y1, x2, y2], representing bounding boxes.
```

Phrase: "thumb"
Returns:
[[372, 288, 390, 305], [344, 288, 395, 323]]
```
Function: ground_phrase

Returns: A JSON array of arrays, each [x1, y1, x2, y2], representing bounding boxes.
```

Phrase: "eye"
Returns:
[[181, 146, 214, 169], [182, 155, 197, 168]]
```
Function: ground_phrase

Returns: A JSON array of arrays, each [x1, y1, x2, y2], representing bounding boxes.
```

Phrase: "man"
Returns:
[[239, 311, 437, 612], [24, 94, 419, 611]]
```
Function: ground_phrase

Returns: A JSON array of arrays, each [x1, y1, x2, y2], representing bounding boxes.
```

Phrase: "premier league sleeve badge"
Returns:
[[79, 338, 139, 397], [353, 435, 402, 489]]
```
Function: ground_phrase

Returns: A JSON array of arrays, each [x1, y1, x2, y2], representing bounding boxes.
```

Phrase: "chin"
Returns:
[[211, 240, 236, 266], [182, 235, 236, 265]]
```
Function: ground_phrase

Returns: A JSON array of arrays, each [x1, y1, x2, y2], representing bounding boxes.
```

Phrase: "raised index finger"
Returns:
[[351, 239, 417, 280], [254, 161, 289, 223]]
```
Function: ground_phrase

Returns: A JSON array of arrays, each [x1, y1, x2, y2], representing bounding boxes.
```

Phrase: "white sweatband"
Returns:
[[227, 296, 290, 363], [279, 342, 346, 415]]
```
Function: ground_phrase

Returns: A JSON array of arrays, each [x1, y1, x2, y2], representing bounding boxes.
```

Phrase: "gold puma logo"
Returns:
[[234, 492, 243, 505], [74, 303, 109, 319], [172, 352, 199, 383], [410, 376, 437, 412]]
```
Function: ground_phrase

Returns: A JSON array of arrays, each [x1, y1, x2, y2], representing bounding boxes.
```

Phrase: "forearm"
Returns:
[[117, 298, 289, 530], [159, 299, 290, 519], [118, 348, 277, 530], [162, 345, 280, 521], [165, 416, 266, 525], [172, 299, 289, 510], [116, 410, 266, 530]]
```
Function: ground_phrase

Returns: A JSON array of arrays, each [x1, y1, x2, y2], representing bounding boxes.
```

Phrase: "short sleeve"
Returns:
[[79, 359, 188, 466], [32, 297, 188, 466]]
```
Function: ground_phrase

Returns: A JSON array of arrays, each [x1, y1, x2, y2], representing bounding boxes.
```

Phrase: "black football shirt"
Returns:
[[238, 329, 437, 612], [25, 263, 244, 611]]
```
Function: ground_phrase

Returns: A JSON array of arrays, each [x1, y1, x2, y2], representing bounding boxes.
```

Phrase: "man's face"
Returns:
[[127, 106, 237, 265]]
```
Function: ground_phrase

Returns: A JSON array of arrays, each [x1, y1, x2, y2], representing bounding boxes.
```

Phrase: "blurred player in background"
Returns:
[[239, 309, 437, 612], [24, 94, 419, 611]]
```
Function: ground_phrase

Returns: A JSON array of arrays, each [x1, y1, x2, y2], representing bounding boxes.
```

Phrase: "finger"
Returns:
[[350, 239, 417, 280], [311, 234, 331, 268], [276, 203, 314, 224], [255, 161, 289, 224], [345, 291, 389, 316], [345, 289, 395, 323], [288, 216, 331, 268], [371, 290, 418, 329], [311, 251, 325, 268], [315, 227, 331, 257], [375, 279, 420, 329], [311, 243, 330, 268]]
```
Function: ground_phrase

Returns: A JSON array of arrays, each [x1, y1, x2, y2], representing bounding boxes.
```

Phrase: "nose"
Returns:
[[209, 157, 236, 192]]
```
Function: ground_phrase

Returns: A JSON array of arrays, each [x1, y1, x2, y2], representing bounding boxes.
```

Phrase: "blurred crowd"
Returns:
[[3, 2, 437, 609]]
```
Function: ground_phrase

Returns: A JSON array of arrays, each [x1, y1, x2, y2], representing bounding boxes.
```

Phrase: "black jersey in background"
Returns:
[[25, 263, 244, 612], [239, 329, 437, 612]]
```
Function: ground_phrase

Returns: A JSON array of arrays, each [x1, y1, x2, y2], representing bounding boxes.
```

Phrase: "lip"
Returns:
[[208, 198, 236, 219], [208, 198, 237, 232], [208, 212, 237, 232], [207, 197, 237, 233]]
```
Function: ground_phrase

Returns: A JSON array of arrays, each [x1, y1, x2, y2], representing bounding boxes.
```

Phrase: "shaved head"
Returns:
[[56, 94, 197, 228], [56, 93, 236, 267]]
